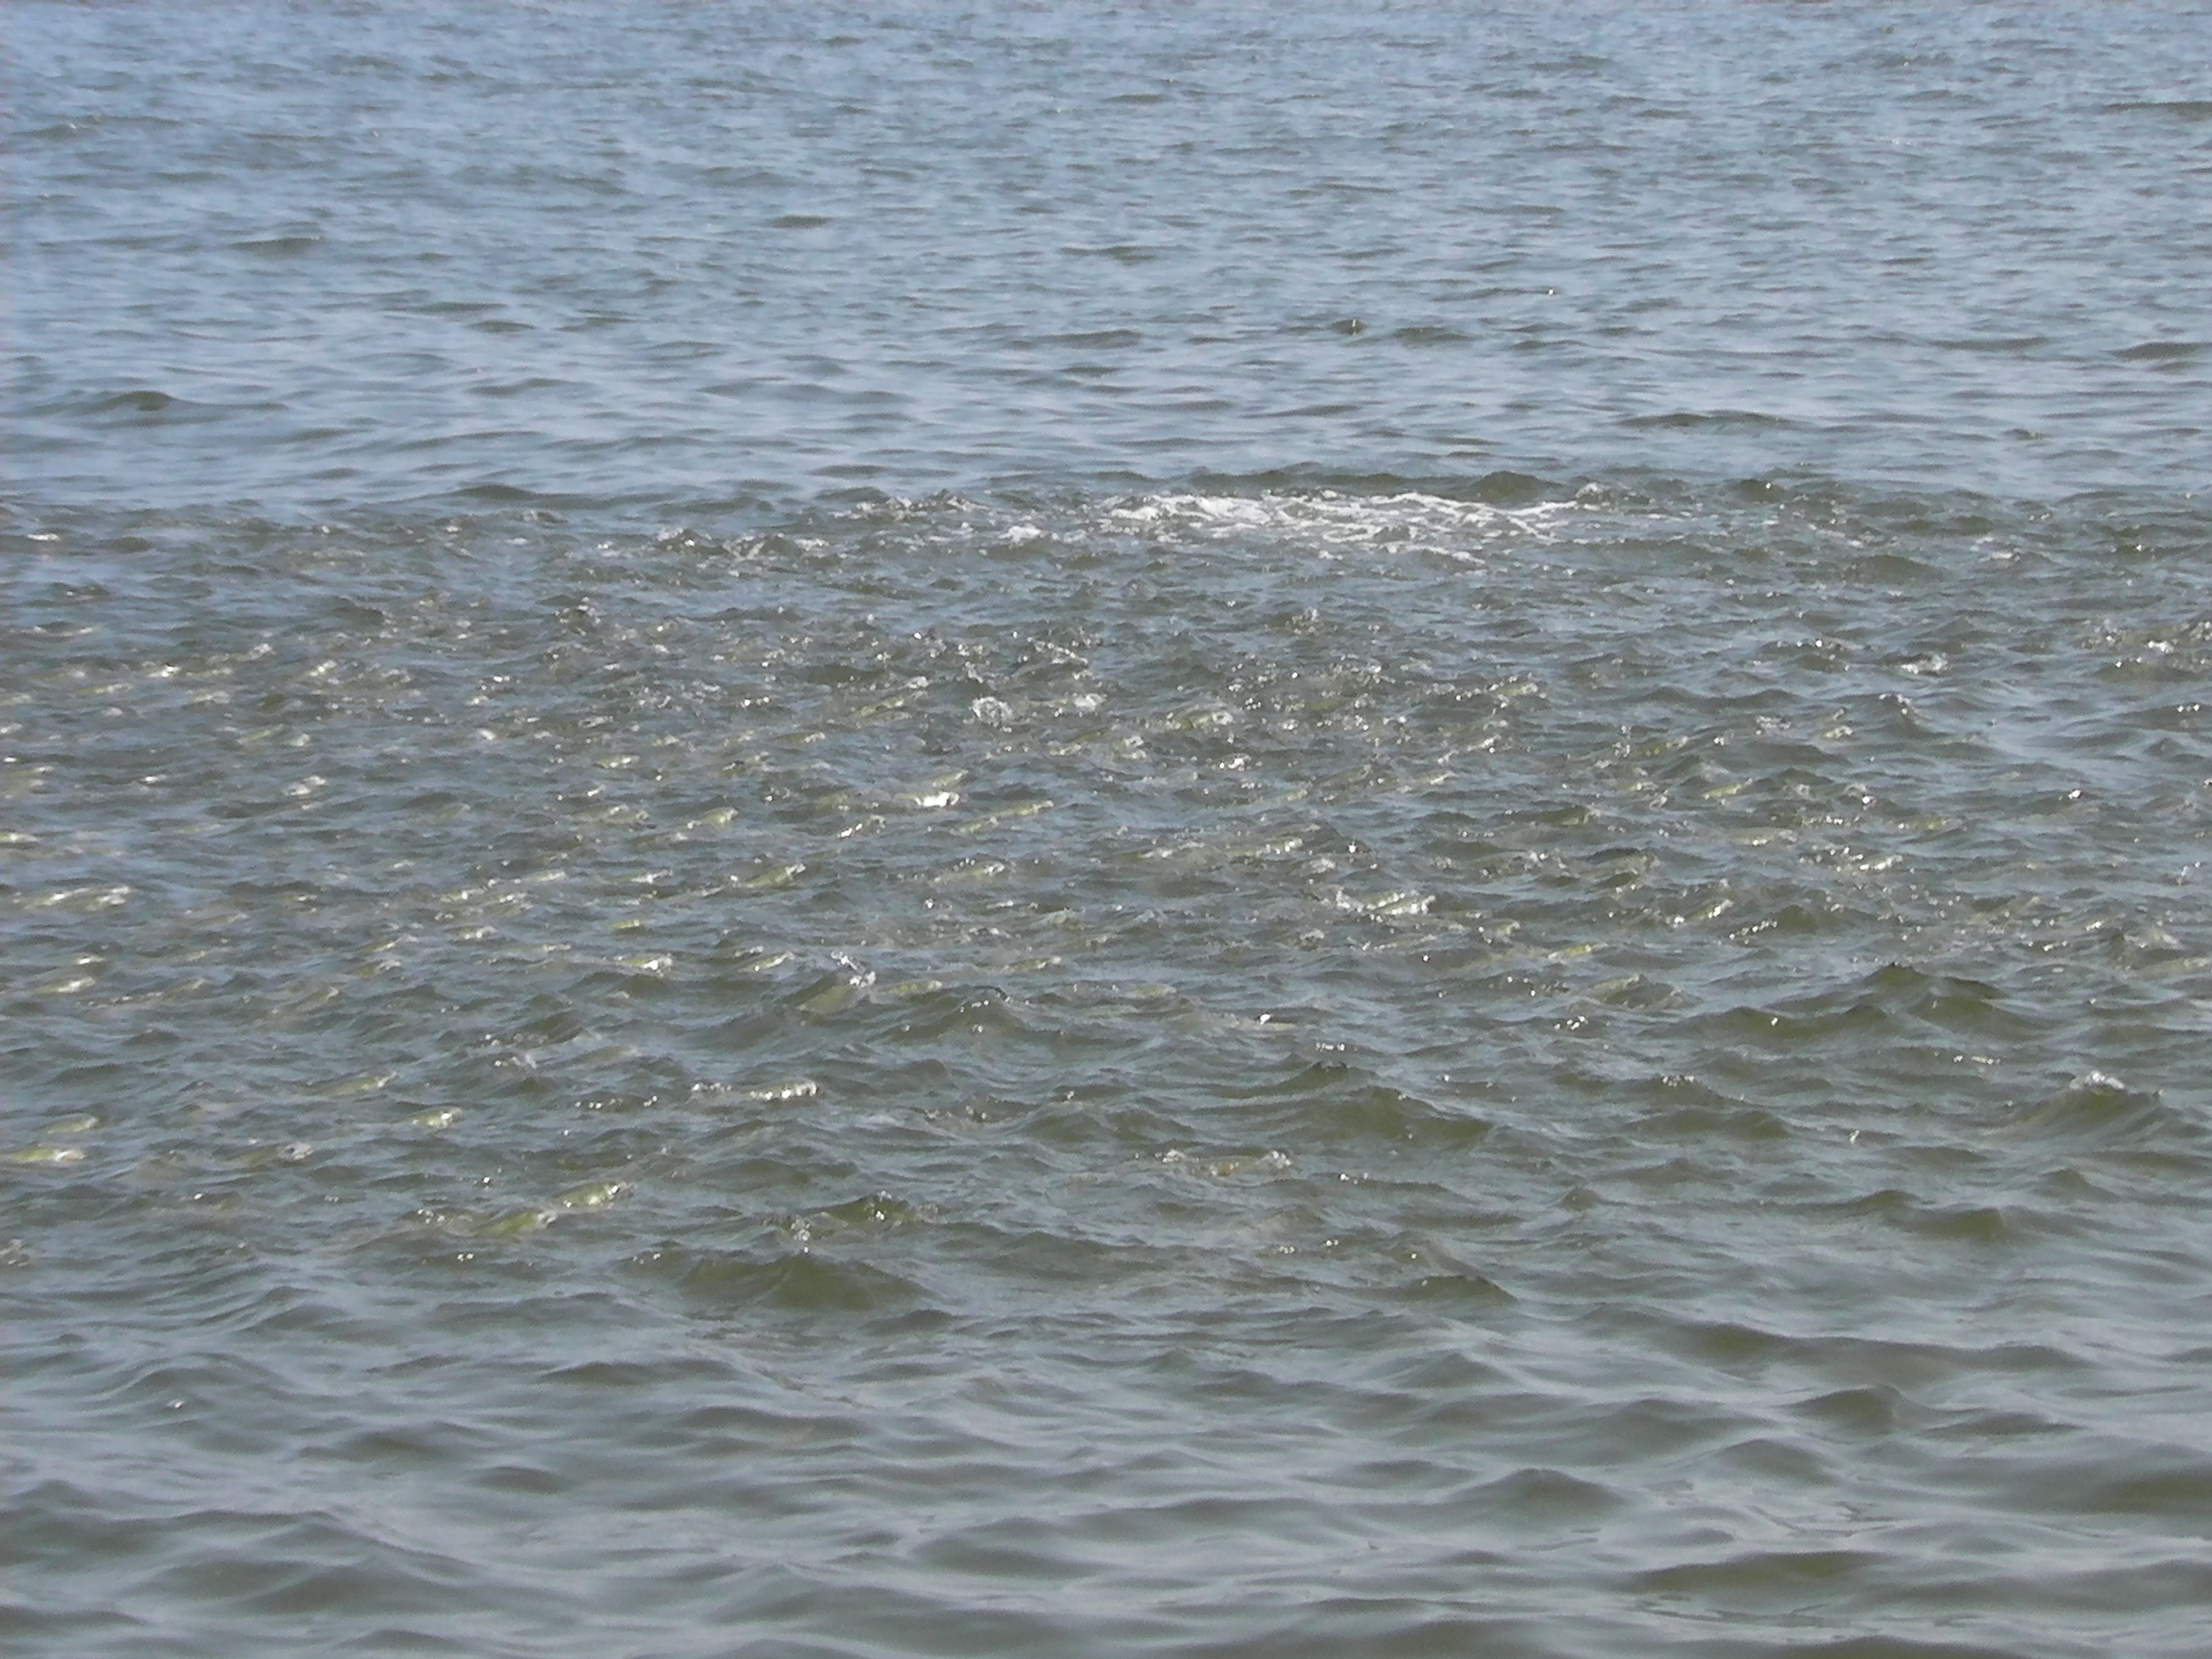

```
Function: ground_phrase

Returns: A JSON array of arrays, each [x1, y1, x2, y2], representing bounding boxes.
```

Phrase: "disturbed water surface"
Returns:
[[6, 5, 2212, 1658]]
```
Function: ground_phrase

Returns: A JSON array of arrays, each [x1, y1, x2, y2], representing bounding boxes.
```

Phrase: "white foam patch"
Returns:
[[1103, 489, 1579, 558]]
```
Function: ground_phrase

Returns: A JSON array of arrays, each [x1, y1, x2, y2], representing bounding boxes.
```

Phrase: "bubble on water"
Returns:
[[744, 1079, 819, 1102]]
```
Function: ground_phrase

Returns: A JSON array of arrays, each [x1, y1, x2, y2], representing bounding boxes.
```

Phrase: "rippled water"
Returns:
[[6, 5, 2211, 1657]]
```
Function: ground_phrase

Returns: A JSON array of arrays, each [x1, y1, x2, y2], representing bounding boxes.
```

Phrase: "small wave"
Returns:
[[1390, 323, 1472, 346], [1061, 242, 1161, 263], [1631, 1546, 1880, 1600], [646, 1247, 931, 1314], [1038, 327, 1145, 349], [230, 234, 321, 256], [1996, 1071, 2182, 1145], [1621, 409, 1799, 431], [2114, 340, 2205, 362], [1931, 334, 2053, 354], [2103, 99, 2212, 119], [88, 389, 177, 415]]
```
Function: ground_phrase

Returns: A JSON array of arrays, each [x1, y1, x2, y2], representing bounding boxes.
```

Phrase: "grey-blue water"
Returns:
[[5, 5, 2211, 1656]]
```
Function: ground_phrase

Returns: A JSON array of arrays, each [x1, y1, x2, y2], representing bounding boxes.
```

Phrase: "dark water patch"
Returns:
[[2114, 340, 2207, 363], [230, 233, 322, 256], [1039, 329, 1145, 350], [2102, 99, 2212, 119], [1390, 324, 1473, 346], [649, 1247, 932, 1315], [87, 389, 179, 416], [1062, 242, 1162, 263], [1931, 335, 2053, 355], [1621, 409, 1799, 431]]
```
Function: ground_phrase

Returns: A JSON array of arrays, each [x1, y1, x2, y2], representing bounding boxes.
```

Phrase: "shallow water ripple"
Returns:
[[4, 480, 2210, 1655], [11, 1, 2212, 508]]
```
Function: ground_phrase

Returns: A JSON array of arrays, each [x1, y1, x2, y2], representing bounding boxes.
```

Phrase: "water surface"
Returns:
[[5, 5, 2211, 1657]]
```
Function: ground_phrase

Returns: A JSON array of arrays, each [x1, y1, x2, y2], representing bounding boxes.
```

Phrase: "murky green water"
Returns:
[[7, 5, 2211, 1656]]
